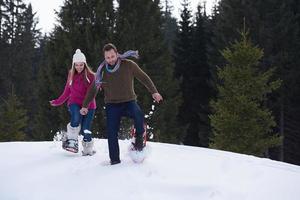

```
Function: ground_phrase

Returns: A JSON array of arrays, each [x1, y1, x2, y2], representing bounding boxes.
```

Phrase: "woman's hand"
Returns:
[[80, 107, 88, 115], [49, 100, 59, 106]]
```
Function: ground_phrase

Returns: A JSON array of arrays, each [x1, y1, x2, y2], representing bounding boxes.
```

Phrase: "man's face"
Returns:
[[104, 49, 118, 66]]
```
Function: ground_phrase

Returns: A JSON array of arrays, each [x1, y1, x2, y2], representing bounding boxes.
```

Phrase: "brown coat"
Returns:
[[83, 59, 158, 106]]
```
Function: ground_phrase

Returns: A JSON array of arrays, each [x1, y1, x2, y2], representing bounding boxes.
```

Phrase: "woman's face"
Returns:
[[74, 62, 85, 73]]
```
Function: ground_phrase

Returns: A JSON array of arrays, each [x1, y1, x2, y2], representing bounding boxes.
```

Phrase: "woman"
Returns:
[[50, 49, 96, 156]]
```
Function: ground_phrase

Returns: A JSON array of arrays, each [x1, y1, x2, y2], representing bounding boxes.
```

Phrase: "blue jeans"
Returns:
[[106, 100, 145, 162], [69, 104, 95, 142]]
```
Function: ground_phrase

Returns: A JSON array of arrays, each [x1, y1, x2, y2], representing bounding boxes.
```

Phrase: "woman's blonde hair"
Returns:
[[68, 63, 95, 86]]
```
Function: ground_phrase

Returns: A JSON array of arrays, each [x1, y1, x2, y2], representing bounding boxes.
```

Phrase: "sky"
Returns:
[[1, 139, 300, 200], [24, 0, 218, 33]]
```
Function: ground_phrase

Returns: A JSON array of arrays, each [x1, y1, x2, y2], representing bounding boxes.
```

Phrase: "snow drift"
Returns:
[[0, 139, 299, 200]]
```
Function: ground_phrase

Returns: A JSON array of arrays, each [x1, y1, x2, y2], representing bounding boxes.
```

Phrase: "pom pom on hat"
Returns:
[[72, 49, 86, 64]]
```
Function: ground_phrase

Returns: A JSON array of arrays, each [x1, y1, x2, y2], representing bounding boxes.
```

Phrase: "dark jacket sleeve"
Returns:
[[82, 81, 98, 108]]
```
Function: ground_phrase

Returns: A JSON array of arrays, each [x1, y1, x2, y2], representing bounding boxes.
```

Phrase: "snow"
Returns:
[[0, 139, 300, 200]]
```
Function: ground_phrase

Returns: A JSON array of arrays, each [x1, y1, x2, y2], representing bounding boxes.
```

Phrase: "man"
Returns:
[[80, 43, 163, 165]]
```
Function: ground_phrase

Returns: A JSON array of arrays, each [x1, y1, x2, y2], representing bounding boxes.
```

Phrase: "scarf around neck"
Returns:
[[95, 50, 139, 87]]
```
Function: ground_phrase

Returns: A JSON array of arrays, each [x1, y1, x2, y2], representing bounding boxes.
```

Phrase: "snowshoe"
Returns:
[[129, 123, 147, 151], [129, 124, 147, 163], [61, 131, 68, 150], [64, 123, 80, 153], [129, 149, 146, 163], [65, 139, 79, 153]]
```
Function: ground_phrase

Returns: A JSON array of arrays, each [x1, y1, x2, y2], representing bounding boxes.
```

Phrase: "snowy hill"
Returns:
[[0, 139, 300, 200]]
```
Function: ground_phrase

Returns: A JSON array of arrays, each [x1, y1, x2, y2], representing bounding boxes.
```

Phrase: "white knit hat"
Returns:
[[72, 49, 86, 65]]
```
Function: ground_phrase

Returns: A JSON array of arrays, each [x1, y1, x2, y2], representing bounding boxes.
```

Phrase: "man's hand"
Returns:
[[152, 93, 163, 103], [80, 107, 88, 115]]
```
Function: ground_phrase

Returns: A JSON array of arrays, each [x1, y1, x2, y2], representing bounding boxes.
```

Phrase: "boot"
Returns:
[[82, 129, 92, 142], [82, 129, 96, 156], [82, 139, 96, 156], [82, 130, 96, 156], [65, 123, 80, 153], [110, 160, 121, 165]]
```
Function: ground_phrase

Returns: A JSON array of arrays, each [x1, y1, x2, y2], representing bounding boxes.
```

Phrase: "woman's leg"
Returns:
[[81, 109, 95, 142], [65, 104, 82, 153], [69, 104, 82, 128]]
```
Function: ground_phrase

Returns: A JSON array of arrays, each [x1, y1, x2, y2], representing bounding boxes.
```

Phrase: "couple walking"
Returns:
[[50, 43, 163, 165]]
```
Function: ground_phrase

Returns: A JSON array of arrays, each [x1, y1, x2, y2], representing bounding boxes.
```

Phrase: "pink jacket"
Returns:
[[52, 72, 96, 109]]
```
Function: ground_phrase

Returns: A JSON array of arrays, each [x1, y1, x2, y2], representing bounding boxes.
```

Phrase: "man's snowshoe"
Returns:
[[129, 124, 147, 163], [129, 123, 147, 151]]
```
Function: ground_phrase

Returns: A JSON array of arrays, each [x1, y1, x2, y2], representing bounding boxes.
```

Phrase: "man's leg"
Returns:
[[125, 101, 145, 151], [106, 103, 122, 164]]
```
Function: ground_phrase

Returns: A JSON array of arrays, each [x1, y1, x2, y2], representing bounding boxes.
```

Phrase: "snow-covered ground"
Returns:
[[0, 139, 299, 200]]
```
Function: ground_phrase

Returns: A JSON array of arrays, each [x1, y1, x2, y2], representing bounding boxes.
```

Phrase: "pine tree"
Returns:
[[32, 36, 60, 140], [173, 0, 192, 80], [257, 0, 300, 164], [0, 1, 39, 139], [186, 4, 212, 147], [115, 0, 184, 143], [0, 0, 5, 39], [161, 0, 178, 54], [210, 30, 281, 156], [15, 4, 39, 133], [0, 88, 28, 141], [1, 0, 27, 94], [173, 1, 213, 147], [212, 0, 300, 164], [0, 0, 3, 33], [283, 0, 300, 165], [207, 1, 220, 85], [0, 0, 7, 97], [172, 0, 193, 144]]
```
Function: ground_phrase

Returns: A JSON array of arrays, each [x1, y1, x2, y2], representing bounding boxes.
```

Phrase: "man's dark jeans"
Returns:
[[105, 100, 145, 162]]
